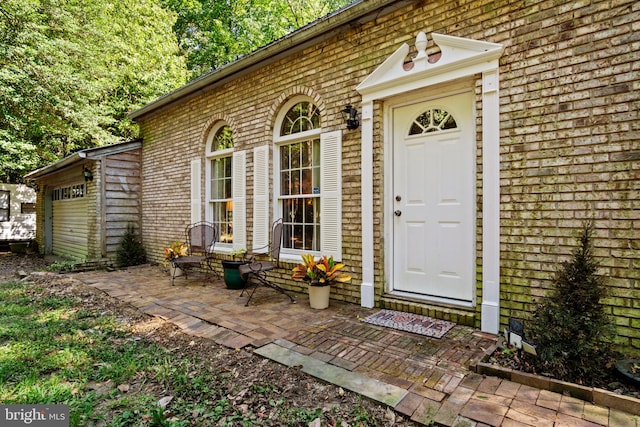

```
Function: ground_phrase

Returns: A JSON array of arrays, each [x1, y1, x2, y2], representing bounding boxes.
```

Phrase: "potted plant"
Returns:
[[221, 248, 247, 289], [164, 241, 188, 276], [292, 254, 351, 309]]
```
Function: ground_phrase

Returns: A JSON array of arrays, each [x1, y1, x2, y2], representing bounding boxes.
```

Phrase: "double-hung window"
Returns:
[[272, 97, 342, 259], [206, 124, 234, 244]]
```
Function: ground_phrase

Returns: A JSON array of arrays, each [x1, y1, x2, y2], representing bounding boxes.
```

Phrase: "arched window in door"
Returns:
[[409, 108, 457, 135]]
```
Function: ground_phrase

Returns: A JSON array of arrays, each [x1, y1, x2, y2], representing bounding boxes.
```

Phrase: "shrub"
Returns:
[[116, 223, 147, 267], [526, 222, 616, 385]]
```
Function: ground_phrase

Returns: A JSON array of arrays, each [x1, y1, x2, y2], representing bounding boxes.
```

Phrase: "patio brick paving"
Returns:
[[69, 265, 638, 426]]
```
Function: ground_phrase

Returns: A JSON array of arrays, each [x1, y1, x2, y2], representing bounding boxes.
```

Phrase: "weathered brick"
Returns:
[[130, 0, 639, 351]]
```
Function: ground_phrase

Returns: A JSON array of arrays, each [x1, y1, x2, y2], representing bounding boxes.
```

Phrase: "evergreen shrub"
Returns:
[[116, 223, 147, 267], [526, 223, 616, 385]]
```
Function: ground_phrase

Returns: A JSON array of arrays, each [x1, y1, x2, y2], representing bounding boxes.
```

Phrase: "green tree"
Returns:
[[0, 0, 187, 183], [116, 223, 147, 267], [164, 0, 352, 78], [526, 223, 616, 385]]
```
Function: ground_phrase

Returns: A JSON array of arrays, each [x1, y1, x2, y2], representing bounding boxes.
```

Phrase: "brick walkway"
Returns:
[[71, 265, 638, 426]]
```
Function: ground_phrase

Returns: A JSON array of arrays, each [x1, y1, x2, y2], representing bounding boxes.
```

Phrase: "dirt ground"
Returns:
[[0, 252, 417, 426]]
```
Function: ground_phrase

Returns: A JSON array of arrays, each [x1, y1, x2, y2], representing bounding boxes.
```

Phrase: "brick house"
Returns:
[[31, 0, 636, 351]]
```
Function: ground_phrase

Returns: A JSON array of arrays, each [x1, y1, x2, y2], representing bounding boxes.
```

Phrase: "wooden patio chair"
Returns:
[[171, 221, 219, 286], [239, 218, 295, 306]]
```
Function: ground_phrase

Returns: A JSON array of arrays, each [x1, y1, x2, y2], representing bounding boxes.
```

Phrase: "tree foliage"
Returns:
[[163, 0, 352, 78], [526, 223, 616, 385], [0, 0, 187, 182], [1, 0, 351, 183]]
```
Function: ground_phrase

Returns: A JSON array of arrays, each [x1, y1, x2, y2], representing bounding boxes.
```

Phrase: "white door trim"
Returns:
[[356, 32, 504, 334]]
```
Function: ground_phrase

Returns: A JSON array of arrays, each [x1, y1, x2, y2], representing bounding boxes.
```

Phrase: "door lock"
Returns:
[[395, 195, 401, 202], [394, 210, 402, 216]]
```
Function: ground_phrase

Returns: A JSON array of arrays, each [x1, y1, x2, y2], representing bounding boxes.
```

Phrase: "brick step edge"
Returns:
[[470, 350, 640, 416]]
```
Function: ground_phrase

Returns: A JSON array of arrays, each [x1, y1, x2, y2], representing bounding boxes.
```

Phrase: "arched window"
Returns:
[[206, 123, 234, 244], [409, 108, 457, 135], [270, 96, 343, 259], [275, 99, 322, 253]]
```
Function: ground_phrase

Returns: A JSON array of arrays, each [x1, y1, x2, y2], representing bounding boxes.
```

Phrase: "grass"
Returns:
[[0, 279, 397, 426]]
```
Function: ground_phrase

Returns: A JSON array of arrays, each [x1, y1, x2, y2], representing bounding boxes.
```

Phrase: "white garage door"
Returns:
[[52, 184, 88, 259]]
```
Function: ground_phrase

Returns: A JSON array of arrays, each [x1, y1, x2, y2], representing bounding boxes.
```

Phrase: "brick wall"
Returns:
[[136, 0, 639, 353]]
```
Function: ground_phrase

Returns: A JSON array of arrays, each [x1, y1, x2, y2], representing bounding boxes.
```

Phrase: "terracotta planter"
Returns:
[[308, 284, 330, 309]]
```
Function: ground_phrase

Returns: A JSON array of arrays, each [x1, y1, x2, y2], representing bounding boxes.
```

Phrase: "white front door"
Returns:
[[392, 91, 475, 303]]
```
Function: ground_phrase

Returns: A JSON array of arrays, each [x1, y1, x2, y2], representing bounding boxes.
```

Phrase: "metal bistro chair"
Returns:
[[239, 218, 295, 306], [171, 221, 219, 286]]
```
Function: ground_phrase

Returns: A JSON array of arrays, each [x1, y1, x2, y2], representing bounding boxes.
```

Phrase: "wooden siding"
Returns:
[[103, 150, 142, 258]]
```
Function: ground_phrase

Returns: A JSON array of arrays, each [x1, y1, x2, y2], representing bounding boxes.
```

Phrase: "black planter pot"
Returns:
[[221, 260, 248, 289], [615, 359, 640, 386]]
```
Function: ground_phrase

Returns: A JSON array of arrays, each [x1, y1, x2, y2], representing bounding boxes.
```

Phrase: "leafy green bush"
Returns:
[[116, 223, 146, 267], [526, 223, 616, 385]]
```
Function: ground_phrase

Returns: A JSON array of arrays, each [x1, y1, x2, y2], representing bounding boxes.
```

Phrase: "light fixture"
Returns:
[[341, 104, 359, 130], [83, 167, 93, 182]]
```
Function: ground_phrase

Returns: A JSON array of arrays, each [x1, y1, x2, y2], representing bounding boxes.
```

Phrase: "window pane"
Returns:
[[212, 125, 233, 151], [301, 169, 312, 194], [211, 157, 232, 199], [212, 201, 233, 244], [282, 196, 319, 251], [291, 144, 301, 168], [224, 177, 231, 199], [280, 102, 321, 135], [281, 170, 290, 196], [281, 145, 290, 169]]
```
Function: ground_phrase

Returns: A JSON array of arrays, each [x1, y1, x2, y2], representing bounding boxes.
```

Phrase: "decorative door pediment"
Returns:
[[356, 32, 504, 100]]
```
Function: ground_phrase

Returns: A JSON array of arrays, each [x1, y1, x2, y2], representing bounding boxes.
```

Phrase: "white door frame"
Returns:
[[356, 32, 504, 334]]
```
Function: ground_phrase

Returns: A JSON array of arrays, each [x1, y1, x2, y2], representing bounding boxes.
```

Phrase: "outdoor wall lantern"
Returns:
[[83, 167, 93, 182], [341, 104, 359, 130]]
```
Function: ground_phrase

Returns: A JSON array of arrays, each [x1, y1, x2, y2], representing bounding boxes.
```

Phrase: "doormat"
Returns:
[[362, 309, 456, 338]]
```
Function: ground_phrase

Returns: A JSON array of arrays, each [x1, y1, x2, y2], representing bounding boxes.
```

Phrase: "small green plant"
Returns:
[[526, 222, 616, 385], [116, 223, 147, 267], [46, 258, 81, 272], [230, 248, 247, 259]]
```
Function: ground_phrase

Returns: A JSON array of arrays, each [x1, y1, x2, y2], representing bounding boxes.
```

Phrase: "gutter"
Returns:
[[128, 0, 415, 120]]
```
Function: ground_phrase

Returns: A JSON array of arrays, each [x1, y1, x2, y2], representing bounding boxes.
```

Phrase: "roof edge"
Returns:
[[25, 140, 142, 180]]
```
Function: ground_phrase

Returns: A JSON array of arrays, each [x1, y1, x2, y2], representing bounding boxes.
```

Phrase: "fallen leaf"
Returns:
[[157, 396, 173, 408], [384, 407, 395, 422]]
